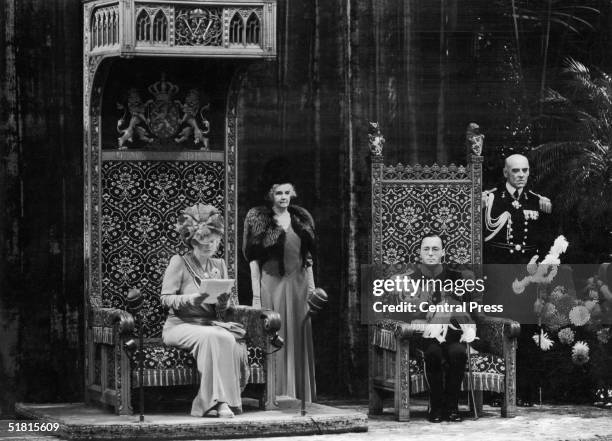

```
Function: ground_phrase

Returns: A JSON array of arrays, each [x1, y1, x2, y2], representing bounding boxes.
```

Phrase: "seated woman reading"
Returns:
[[161, 203, 249, 418]]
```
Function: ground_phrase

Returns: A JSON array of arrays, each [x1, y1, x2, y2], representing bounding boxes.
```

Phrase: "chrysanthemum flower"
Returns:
[[542, 235, 569, 263], [542, 312, 570, 332], [532, 330, 554, 351], [569, 305, 591, 327], [557, 327, 575, 345], [571, 341, 590, 365]]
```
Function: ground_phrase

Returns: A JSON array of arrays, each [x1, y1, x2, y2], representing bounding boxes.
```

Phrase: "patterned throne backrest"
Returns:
[[86, 67, 242, 340], [369, 123, 483, 267], [100, 160, 228, 338]]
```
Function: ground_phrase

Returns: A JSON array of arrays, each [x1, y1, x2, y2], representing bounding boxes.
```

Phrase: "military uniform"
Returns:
[[483, 184, 550, 265], [483, 183, 552, 405]]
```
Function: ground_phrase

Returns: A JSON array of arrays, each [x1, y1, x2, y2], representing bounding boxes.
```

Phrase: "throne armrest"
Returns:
[[90, 307, 135, 336], [372, 319, 423, 351], [473, 315, 520, 357], [225, 306, 281, 349]]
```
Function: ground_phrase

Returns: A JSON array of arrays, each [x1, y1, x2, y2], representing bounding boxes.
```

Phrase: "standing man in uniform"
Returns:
[[483, 154, 552, 264], [482, 153, 553, 406]]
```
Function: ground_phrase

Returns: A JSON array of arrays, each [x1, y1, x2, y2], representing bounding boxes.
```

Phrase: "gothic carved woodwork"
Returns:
[[465, 122, 485, 157], [84, 0, 276, 58], [368, 125, 518, 421], [83, 0, 277, 413]]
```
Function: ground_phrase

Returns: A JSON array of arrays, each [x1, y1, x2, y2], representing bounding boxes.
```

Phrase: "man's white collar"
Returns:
[[506, 182, 523, 197]]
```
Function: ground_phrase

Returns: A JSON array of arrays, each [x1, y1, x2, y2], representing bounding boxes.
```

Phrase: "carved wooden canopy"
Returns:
[[83, 0, 277, 59]]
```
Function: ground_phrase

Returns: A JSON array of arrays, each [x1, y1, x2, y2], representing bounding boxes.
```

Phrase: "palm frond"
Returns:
[[551, 12, 596, 31]]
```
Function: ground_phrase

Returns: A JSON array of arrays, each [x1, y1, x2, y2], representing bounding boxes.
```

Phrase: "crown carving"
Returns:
[[147, 73, 179, 101]]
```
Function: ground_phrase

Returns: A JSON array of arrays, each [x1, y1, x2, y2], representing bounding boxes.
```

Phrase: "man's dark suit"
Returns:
[[411, 264, 481, 418]]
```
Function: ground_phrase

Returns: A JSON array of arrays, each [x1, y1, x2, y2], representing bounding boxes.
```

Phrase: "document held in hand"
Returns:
[[198, 279, 235, 304]]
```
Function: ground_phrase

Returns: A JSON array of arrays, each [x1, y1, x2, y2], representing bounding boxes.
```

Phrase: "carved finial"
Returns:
[[466, 122, 484, 156], [368, 121, 385, 157]]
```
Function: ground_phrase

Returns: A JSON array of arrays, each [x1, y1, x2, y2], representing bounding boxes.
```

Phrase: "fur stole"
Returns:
[[243, 205, 316, 275]]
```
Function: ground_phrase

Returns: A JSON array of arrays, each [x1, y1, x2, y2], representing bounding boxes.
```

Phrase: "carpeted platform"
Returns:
[[14, 399, 367, 441]]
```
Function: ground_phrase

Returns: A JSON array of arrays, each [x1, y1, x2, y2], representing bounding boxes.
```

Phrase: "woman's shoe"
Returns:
[[202, 408, 219, 417], [217, 402, 235, 418]]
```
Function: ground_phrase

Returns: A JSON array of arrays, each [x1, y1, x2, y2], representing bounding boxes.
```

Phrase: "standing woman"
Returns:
[[243, 178, 317, 402], [161, 203, 249, 418]]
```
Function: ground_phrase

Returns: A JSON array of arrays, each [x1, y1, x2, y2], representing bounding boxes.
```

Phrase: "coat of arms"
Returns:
[[147, 75, 181, 141], [117, 73, 211, 150]]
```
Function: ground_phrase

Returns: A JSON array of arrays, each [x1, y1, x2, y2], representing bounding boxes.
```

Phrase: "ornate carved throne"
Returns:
[[82, 0, 280, 414], [368, 123, 520, 421]]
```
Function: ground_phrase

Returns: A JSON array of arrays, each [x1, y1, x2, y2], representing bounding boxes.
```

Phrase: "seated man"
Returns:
[[412, 234, 481, 423]]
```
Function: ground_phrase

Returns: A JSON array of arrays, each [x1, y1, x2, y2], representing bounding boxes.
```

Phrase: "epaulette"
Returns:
[[484, 187, 498, 193], [528, 190, 549, 200]]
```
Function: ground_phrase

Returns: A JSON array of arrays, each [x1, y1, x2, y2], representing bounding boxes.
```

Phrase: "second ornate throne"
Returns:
[[367, 123, 520, 421]]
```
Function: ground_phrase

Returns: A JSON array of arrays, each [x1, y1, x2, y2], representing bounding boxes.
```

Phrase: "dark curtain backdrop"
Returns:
[[2, 0, 611, 414], [0, 0, 83, 415]]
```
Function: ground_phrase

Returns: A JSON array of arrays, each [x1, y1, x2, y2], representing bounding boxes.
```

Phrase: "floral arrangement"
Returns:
[[512, 236, 569, 294], [513, 236, 612, 367], [536, 279, 612, 366]]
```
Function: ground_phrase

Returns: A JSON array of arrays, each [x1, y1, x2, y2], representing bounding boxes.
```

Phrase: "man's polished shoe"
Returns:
[[427, 411, 443, 423], [517, 398, 534, 407], [447, 410, 463, 422], [593, 388, 606, 408]]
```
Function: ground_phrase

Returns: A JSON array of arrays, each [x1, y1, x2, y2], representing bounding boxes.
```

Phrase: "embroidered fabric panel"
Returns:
[[129, 343, 263, 370], [101, 160, 225, 338], [130, 345, 196, 369], [410, 372, 505, 394], [128, 343, 264, 385], [380, 183, 472, 264], [409, 351, 505, 376], [131, 365, 266, 387]]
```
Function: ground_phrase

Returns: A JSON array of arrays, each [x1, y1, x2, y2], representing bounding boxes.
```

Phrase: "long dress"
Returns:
[[160, 253, 249, 416], [260, 225, 316, 401]]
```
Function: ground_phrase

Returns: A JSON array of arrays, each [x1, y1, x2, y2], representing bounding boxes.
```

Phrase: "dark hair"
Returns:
[[420, 233, 444, 248], [260, 157, 295, 202]]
